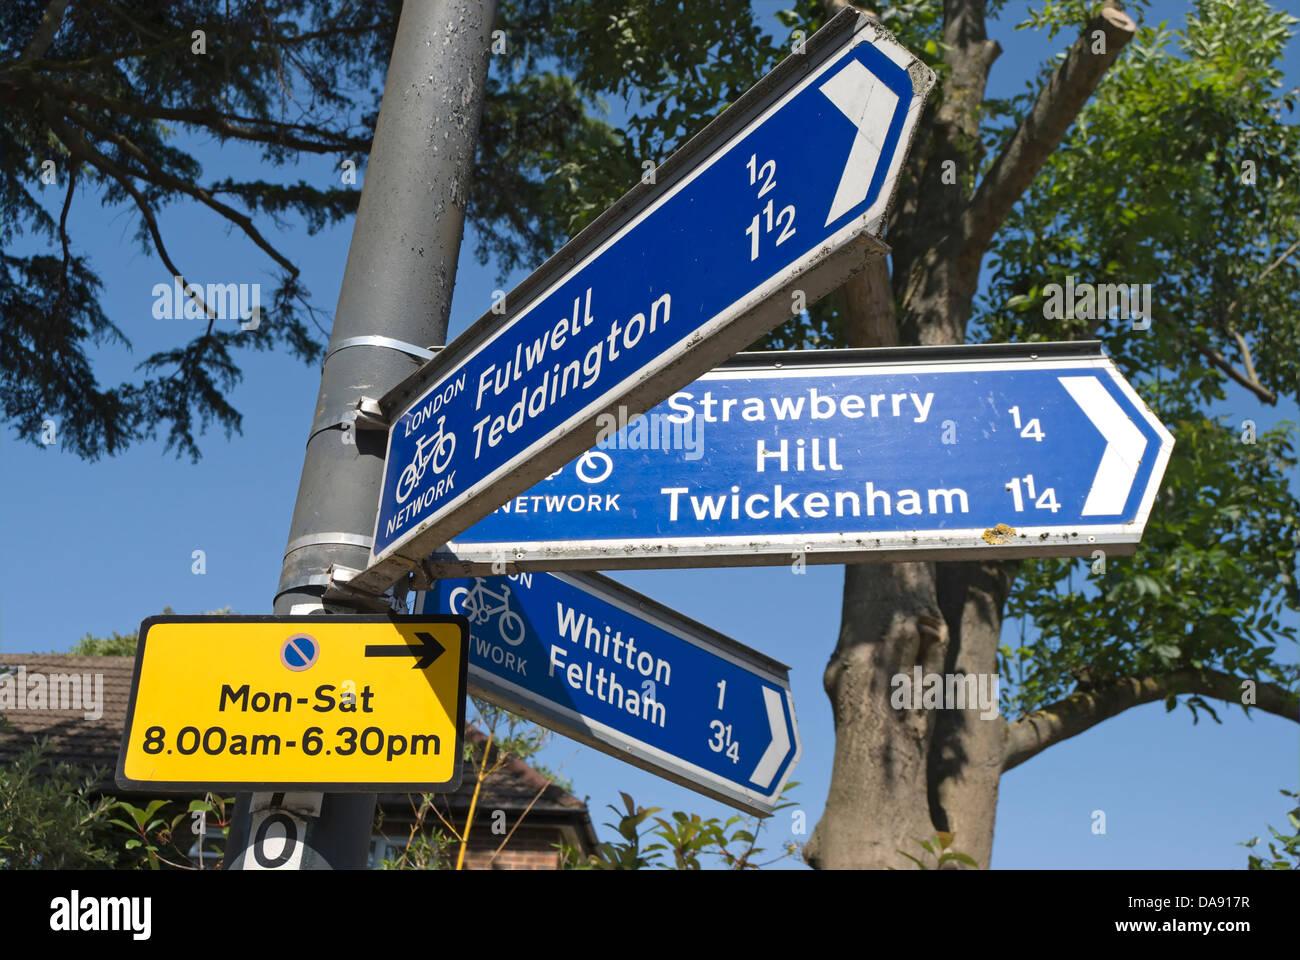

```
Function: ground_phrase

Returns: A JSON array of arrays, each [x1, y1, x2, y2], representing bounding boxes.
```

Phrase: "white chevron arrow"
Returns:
[[819, 59, 901, 227], [1059, 375, 1148, 515], [749, 686, 790, 789]]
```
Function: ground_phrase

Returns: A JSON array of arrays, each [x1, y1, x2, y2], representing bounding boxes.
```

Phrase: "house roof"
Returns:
[[381, 726, 589, 818], [0, 655, 130, 772], [0, 654, 598, 851]]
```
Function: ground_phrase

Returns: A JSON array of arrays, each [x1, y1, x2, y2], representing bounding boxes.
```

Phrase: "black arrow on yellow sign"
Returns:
[[364, 631, 445, 669]]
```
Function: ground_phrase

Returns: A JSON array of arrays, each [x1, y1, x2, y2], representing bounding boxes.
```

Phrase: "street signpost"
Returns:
[[416, 572, 800, 815], [419, 341, 1176, 574], [350, 9, 934, 596], [117, 616, 468, 793]]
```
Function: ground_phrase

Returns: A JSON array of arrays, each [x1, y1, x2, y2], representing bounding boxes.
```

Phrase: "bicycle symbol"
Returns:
[[574, 450, 613, 484], [449, 578, 526, 646], [395, 415, 456, 503]]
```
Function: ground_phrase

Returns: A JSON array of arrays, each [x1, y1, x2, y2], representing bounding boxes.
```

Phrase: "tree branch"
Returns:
[[1225, 236, 1300, 320], [1176, 326, 1278, 405], [261, 22, 389, 46], [1230, 329, 1260, 386], [53, 161, 77, 310], [36, 81, 369, 154], [98, 1, 169, 45], [1211, 235, 1299, 403], [19, 19, 386, 73], [65, 105, 300, 277], [1003, 669, 1298, 771], [25, 36, 191, 72], [961, 7, 1135, 258], [45, 109, 212, 320], [15, 0, 71, 65]]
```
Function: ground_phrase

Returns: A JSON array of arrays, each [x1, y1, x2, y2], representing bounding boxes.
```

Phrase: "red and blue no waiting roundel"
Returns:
[[280, 633, 319, 671]]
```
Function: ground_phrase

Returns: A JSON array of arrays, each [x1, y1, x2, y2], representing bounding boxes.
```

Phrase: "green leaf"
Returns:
[[897, 851, 927, 869]]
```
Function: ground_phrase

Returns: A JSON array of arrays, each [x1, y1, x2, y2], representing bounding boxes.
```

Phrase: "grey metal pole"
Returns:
[[226, 0, 496, 870]]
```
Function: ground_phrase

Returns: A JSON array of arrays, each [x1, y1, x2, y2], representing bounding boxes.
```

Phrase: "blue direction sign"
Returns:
[[415, 571, 800, 815], [422, 342, 1176, 574], [354, 10, 934, 594]]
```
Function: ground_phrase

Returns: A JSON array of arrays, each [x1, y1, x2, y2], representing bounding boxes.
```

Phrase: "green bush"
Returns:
[[0, 738, 126, 869]]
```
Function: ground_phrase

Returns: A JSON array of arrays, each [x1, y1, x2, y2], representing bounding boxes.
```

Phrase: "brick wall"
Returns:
[[461, 828, 566, 870]]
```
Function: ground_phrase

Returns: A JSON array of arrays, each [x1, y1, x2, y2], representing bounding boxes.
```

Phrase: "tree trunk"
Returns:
[[804, 561, 949, 868], [926, 560, 1017, 865], [807, 1, 1134, 868], [807, 0, 1004, 871]]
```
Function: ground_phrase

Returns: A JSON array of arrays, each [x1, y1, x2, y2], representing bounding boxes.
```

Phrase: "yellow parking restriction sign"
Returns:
[[116, 615, 468, 792]]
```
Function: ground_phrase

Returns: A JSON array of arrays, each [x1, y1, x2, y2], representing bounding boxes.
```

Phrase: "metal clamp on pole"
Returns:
[[283, 532, 374, 560], [307, 396, 390, 444], [321, 563, 398, 612], [352, 396, 387, 431], [323, 334, 439, 365], [409, 558, 438, 591]]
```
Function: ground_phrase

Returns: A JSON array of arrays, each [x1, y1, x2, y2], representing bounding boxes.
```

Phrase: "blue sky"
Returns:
[[2, 1, 1296, 868]]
